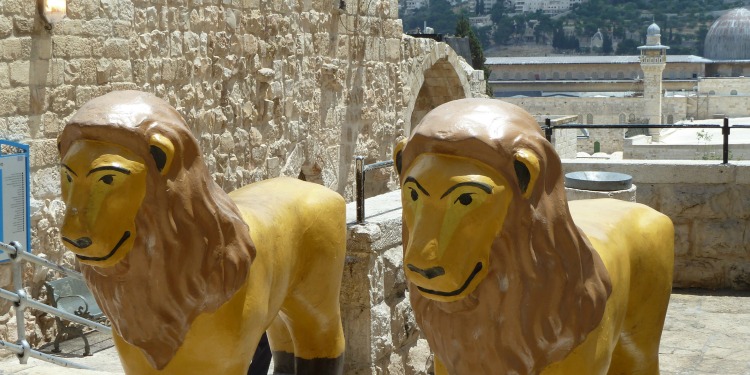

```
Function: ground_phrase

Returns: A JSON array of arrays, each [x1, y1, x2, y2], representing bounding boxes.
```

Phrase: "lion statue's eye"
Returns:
[[66, 174, 72, 183], [455, 193, 474, 206], [410, 188, 419, 201], [99, 174, 115, 185]]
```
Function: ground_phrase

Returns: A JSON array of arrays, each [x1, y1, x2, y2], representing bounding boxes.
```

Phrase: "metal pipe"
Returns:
[[6, 246, 83, 280], [10, 242, 27, 364], [362, 160, 394, 173], [0, 339, 92, 369], [0, 288, 111, 334], [723, 117, 730, 164], [355, 156, 365, 224]]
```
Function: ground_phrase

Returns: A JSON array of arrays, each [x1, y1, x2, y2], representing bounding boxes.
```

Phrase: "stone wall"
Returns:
[[343, 191, 432, 375], [0, 0, 484, 354], [564, 160, 750, 290], [624, 135, 750, 161]]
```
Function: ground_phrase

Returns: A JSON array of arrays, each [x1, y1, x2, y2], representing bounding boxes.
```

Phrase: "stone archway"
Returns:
[[404, 43, 478, 134]]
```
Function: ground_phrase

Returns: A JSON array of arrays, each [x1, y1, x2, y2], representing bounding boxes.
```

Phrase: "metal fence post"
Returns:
[[544, 118, 552, 142], [9, 241, 29, 364], [355, 156, 365, 224], [722, 117, 730, 164]]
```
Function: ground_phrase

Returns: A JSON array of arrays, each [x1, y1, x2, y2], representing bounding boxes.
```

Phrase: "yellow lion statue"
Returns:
[[393, 98, 674, 374], [57, 91, 346, 374]]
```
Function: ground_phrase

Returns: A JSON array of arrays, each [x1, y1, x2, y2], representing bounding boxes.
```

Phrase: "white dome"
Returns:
[[647, 23, 660, 36]]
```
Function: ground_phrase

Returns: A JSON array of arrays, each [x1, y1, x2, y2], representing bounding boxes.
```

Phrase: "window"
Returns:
[[619, 114, 626, 123], [586, 114, 593, 124], [731, 90, 738, 96]]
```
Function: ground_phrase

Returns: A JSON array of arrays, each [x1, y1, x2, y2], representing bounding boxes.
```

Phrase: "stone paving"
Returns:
[[0, 290, 748, 374]]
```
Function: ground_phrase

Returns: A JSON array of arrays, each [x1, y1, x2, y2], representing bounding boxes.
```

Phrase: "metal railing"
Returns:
[[0, 241, 112, 369], [355, 156, 394, 224], [543, 117, 750, 165]]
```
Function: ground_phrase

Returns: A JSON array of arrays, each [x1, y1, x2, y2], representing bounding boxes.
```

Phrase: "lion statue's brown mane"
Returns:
[[57, 91, 254, 368], [399, 99, 613, 374]]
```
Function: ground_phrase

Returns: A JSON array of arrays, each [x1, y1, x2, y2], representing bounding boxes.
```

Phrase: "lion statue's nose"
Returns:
[[407, 264, 446, 279], [62, 236, 93, 249]]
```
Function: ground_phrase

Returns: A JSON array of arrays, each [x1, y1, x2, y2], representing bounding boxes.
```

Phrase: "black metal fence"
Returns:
[[543, 117, 750, 165]]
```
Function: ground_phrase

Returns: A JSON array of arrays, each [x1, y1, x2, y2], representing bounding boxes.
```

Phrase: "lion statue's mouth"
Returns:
[[69, 231, 131, 262], [415, 262, 483, 297]]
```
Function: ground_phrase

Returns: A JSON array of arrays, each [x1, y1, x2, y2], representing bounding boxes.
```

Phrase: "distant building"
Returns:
[[486, 13, 750, 152], [469, 15, 493, 28], [405, 0, 429, 11], [510, 0, 585, 14]]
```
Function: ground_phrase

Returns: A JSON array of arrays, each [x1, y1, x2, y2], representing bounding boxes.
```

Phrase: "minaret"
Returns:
[[638, 23, 669, 142]]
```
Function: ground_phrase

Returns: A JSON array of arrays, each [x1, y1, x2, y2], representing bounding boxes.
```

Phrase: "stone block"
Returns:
[[102, 38, 130, 59], [370, 301, 393, 363], [348, 223, 381, 251], [12, 16, 34, 35], [658, 184, 732, 220], [0, 38, 31, 61], [52, 36, 92, 58], [382, 246, 405, 301], [2, 116, 29, 140], [0, 88, 29, 116], [341, 307, 373, 370], [0, 64, 9, 88], [673, 258, 725, 289], [63, 59, 97, 84], [0, 16, 12, 38], [390, 293, 417, 348], [693, 219, 747, 257], [31, 166, 61, 199], [341, 252, 379, 308], [673, 223, 690, 257], [9, 61, 30, 86], [727, 261, 750, 290], [3, 0, 35, 16], [29, 139, 58, 168]]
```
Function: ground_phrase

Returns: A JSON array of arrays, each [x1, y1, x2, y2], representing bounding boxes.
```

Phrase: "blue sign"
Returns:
[[0, 141, 30, 262]]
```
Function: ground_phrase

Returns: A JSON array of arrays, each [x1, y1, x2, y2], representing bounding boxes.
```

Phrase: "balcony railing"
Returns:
[[0, 241, 112, 369], [543, 117, 750, 165]]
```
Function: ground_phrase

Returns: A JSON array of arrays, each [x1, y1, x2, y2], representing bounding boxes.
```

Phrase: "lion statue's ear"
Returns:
[[514, 148, 540, 199], [148, 134, 174, 176], [393, 138, 407, 176]]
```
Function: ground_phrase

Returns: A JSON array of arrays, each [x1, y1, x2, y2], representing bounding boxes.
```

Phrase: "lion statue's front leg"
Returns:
[[394, 98, 674, 375]]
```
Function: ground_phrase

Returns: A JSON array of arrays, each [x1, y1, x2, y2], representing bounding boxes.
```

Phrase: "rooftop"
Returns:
[[486, 55, 714, 65]]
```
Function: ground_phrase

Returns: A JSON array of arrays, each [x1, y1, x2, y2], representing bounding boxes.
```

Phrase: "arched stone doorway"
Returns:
[[404, 46, 477, 135]]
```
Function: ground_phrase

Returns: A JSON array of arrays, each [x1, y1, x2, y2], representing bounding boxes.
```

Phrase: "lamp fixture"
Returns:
[[38, 0, 66, 29]]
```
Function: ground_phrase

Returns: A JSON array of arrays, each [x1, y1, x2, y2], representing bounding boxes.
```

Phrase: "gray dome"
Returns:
[[647, 23, 660, 36], [705, 8, 750, 60]]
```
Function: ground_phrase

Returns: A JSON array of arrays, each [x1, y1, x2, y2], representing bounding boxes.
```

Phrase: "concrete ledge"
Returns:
[[563, 159, 748, 184]]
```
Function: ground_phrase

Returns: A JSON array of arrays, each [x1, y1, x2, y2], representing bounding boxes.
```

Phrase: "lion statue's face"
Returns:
[[400, 153, 513, 302], [60, 139, 147, 267]]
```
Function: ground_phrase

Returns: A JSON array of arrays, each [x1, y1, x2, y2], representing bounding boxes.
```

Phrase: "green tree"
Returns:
[[489, 1, 507, 24], [427, 0, 459, 34], [493, 16, 515, 45], [615, 38, 639, 55], [602, 33, 613, 54], [696, 24, 708, 56], [456, 15, 486, 71]]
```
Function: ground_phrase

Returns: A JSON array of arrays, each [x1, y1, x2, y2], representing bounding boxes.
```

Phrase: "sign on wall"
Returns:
[[0, 141, 30, 262]]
